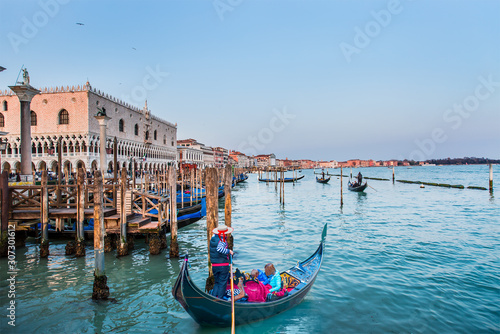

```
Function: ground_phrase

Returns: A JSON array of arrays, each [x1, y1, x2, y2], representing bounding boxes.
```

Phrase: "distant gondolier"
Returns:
[[357, 172, 362, 185]]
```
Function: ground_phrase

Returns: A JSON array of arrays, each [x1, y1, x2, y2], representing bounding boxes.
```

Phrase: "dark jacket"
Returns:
[[210, 235, 229, 264]]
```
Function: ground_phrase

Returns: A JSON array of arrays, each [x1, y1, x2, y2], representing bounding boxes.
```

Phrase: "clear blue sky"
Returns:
[[1, 0, 499, 161]]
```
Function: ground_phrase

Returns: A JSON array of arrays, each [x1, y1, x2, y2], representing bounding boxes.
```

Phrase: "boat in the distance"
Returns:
[[316, 176, 331, 184], [258, 175, 305, 183], [348, 181, 367, 192], [172, 224, 327, 327]]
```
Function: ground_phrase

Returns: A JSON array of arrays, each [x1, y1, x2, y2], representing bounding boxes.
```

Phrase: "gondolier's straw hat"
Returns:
[[212, 225, 234, 235]]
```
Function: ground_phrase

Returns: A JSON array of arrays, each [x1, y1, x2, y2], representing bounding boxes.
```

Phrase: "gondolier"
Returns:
[[209, 225, 234, 299]]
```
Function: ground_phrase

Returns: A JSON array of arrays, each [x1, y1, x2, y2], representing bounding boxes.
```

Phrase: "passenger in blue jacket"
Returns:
[[209, 225, 234, 299], [251, 268, 270, 285]]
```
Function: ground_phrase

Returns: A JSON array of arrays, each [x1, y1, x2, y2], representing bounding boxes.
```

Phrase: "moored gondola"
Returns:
[[258, 175, 305, 183], [348, 181, 368, 192], [172, 224, 327, 327]]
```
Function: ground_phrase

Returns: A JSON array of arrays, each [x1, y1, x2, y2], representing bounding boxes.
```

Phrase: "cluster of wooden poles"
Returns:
[[258, 167, 301, 206], [0, 162, 244, 301], [93, 164, 238, 300]]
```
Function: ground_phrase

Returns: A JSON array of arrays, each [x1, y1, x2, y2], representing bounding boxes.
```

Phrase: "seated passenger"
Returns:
[[264, 263, 288, 301], [244, 270, 268, 302], [222, 277, 247, 302], [251, 268, 270, 285]]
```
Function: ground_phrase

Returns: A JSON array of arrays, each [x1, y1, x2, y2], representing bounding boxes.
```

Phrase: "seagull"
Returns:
[[132, 47, 136, 50], [76, 22, 84, 25]]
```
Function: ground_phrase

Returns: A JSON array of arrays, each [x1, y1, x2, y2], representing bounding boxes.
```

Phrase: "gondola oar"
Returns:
[[230, 254, 235, 334], [368, 184, 377, 192]]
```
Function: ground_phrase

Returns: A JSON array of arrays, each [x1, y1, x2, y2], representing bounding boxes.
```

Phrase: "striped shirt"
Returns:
[[217, 240, 230, 255]]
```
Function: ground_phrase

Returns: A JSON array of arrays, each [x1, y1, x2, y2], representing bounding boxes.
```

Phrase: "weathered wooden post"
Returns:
[[190, 167, 194, 206], [205, 167, 218, 292], [392, 165, 395, 184], [75, 168, 85, 257], [340, 166, 344, 207], [489, 164, 493, 192], [224, 164, 233, 250], [169, 166, 179, 258], [92, 170, 109, 300], [0, 171, 10, 257], [117, 167, 128, 257], [282, 169, 285, 205], [40, 170, 50, 258], [279, 169, 282, 204]]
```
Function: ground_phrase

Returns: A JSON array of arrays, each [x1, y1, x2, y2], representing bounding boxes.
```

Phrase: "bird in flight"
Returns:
[[76, 22, 84, 25], [132, 47, 137, 50]]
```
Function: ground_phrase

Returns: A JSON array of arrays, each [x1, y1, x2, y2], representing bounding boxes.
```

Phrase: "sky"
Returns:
[[0, 0, 498, 161]]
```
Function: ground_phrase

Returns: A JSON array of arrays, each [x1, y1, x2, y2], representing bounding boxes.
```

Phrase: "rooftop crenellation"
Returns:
[[0, 82, 176, 128]]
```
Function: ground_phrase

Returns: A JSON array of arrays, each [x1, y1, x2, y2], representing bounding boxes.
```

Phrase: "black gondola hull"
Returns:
[[172, 224, 326, 327], [316, 176, 331, 184], [258, 175, 305, 183], [348, 181, 368, 192]]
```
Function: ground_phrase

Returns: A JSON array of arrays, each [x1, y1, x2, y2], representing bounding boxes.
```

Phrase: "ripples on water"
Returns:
[[1, 165, 499, 333]]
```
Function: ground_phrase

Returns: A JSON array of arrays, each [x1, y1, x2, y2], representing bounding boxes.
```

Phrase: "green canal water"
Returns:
[[1, 165, 499, 333]]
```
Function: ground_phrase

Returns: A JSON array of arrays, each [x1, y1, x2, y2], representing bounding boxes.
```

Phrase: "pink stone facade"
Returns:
[[0, 83, 177, 173]]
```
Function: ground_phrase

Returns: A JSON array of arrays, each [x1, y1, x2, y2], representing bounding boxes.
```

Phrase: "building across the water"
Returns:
[[177, 138, 221, 168], [0, 82, 177, 174]]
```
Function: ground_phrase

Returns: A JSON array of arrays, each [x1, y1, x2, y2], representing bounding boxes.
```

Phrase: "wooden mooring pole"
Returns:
[[392, 166, 395, 184], [180, 166, 184, 209], [489, 164, 493, 192], [40, 171, 50, 258], [224, 164, 233, 250], [279, 169, 282, 204], [92, 171, 109, 300], [75, 168, 86, 257], [169, 165, 179, 258], [340, 166, 343, 207], [117, 167, 128, 257], [205, 167, 218, 292]]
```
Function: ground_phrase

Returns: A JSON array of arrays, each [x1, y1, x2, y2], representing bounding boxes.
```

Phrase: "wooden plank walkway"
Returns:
[[11, 207, 116, 220]]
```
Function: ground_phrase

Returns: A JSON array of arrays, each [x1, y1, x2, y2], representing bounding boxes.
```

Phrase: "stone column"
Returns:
[[8, 84, 40, 181], [94, 115, 111, 175]]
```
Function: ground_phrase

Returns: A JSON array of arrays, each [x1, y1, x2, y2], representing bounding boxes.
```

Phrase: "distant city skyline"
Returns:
[[0, 0, 498, 161]]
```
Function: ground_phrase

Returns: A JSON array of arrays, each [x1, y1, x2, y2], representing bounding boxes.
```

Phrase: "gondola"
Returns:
[[348, 181, 367, 192], [316, 176, 331, 184], [235, 173, 248, 184], [172, 224, 327, 327], [258, 175, 305, 183]]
